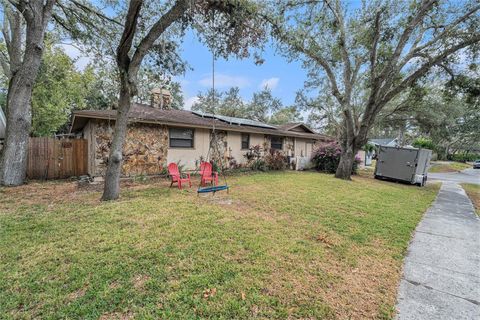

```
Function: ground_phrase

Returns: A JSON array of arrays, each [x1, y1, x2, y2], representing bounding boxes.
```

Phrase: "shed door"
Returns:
[[376, 146, 418, 182]]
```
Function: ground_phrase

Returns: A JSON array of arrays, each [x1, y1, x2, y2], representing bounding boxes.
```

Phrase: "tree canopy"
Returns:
[[265, 0, 480, 178], [30, 43, 96, 136], [191, 86, 302, 124]]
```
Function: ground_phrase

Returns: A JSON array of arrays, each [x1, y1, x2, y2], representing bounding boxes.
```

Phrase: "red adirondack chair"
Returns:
[[200, 161, 219, 186], [168, 163, 191, 189]]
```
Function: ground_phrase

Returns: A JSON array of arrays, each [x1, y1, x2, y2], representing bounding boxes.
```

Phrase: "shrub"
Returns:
[[250, 159, 268, 171], [311, 141, 361, 174], [353, 155, 362, 173], [362, 143, 376, 153], [311, 141, 342, 173], [412, 137, 435, 150], [265, 150, 288, 170], [243, 145, 288, 171], [228, 157, 240, 169], [244, 145, 262, 161], [448, 153, 480, 162]]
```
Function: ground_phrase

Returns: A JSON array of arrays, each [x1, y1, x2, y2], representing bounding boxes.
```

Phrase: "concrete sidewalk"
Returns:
[[396, 182, 480, 320]]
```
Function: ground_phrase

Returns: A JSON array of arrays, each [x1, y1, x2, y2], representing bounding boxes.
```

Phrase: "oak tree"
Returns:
[[267, 0, 480, 179]]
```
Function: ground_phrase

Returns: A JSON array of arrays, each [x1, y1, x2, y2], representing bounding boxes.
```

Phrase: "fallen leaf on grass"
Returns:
[[67, 285, 88, 301], [203, 288, 217, 299], [316, 234, 335, 248]]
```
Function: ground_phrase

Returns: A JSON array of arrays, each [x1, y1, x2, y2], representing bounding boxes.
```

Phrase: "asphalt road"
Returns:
[[429, 168, 480, 185], [396, 182, 480, 319]]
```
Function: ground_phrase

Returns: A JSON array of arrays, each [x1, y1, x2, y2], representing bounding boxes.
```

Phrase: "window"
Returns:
[[271, 136, 283, 150], [169, 128, 194, 148], [241, 133, 250, 149]]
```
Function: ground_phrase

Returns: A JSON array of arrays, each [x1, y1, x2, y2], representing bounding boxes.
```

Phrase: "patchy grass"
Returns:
[[429, 161, 471, 173], [461, 183, 480, 215], [0, 172, 439, 319]]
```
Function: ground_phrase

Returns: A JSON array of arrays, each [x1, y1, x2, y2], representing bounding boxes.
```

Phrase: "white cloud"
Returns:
[[198, 73, 251, 88], [259, 77, 280, 90], [57, 43, 92, 71], [184, 96, 200, 110]]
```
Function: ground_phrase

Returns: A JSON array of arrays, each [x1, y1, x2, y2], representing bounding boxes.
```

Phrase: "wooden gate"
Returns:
[[27, 137, 88, 180]]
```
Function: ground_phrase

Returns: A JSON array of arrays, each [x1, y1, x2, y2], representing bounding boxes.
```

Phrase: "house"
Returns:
[[369, 138, 399, 147], [357, 137, 399, 166], [69, 90, 331, 177]]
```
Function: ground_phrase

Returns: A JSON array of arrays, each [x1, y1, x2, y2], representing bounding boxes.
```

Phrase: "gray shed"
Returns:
[[374, 145, 432, 186]]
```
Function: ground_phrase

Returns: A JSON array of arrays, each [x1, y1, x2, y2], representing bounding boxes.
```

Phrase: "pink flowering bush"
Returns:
[[311, 141, 361, 174], [265, 150, 288, 170]]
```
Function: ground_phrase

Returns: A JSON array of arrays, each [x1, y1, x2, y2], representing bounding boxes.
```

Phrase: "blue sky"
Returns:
[[177, 0, 364, 109], [64, 1, 365, 110], [65, 29, 307, 109], [178, 30, 307, 109]]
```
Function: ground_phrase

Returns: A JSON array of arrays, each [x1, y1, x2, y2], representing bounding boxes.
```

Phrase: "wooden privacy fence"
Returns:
[[27, 137, 88, 180]]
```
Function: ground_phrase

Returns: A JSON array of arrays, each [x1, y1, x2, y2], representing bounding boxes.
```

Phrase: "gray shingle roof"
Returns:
[[369, 138, 397, 146], [71, 103, 332, 141]]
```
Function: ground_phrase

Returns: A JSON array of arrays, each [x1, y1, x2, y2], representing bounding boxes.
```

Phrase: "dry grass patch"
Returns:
[[461, 183, 480, 215], [67, 285, 88, 301], [132, 274, 151, 291], [99, 311, 134, 320]]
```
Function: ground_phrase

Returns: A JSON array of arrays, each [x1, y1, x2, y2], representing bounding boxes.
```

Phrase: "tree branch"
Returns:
[[116, 0, 142, 73], [369, 9, 381, 85], [129, 0, 190, 76], [398, 3, 480, 70], [325, 0, 352, 102], [378, 0, 437, 85], [67, 0, 122, 26], [262, 11, 343, 103], [380, 34, 480, 110]]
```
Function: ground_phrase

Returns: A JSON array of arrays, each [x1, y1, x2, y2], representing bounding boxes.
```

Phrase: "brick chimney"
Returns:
[[150, 88, 172, 109]]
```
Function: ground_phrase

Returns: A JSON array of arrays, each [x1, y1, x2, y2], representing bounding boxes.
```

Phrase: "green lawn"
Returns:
[[429, 161, 471, 173], [0, 172, 439, 319]]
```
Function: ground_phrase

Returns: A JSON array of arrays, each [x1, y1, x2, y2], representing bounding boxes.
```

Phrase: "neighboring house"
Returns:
[[357, 138, 399, 166], [369, 138, 398, 147], [70, 90, 331, 177]]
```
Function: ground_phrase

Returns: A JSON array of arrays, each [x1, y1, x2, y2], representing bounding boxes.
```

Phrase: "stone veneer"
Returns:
[[94, 121, 168, 176]]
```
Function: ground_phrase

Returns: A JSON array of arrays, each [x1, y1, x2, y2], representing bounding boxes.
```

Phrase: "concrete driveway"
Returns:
[[396, 182, 480, 319], [429, 168, 480, 185]]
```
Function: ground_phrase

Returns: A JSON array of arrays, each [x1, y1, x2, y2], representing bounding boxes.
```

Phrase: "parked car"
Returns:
[[473, 160, 480, 169]]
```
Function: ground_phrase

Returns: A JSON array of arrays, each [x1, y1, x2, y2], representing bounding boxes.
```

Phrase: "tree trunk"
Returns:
[[335, 141, 356, 180], [0, 75, 34, 185], [0, 0, 55, 186], [101, 81, 132, 201], [0, 52, 43, 186]]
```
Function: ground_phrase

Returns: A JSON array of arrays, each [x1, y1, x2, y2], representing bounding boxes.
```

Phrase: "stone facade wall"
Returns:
[[210, 130, 228, 168], [263, 135, 271, 153], [284, 137, 295, 156], [94, 120, 168, 176]]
